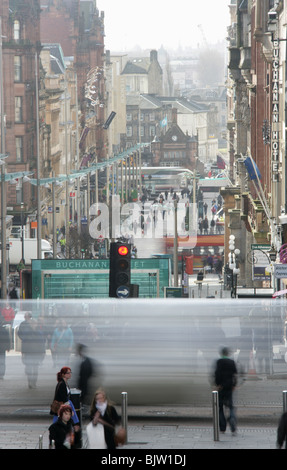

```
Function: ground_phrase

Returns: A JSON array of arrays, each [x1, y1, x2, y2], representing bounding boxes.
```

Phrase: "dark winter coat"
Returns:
[[0, 325, 10, 353], [18, 320, 46, 356], [90, 405, 120, 449], [54, 379, 70, 404], [277, 412, 287, 448], [214, 357, 237, 391], [77, 356, 93, 403], [49, 418, 75, 449]]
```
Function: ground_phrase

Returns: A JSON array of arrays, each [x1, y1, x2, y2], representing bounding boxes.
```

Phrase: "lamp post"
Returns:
[[35, 52, 41, 260], [0, 17, 7, 299], [228, 235, 240, 298], [21, 202, 25, 264]]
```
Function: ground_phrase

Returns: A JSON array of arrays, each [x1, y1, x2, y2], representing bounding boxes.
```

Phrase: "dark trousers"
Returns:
[[218, 389, 236, 432]]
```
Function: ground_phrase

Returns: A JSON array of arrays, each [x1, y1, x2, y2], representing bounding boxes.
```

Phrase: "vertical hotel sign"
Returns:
[[272, 39, 280, 182]]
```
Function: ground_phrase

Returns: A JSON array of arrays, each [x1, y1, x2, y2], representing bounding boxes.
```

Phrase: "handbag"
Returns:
[[114, 427, 126, 447], [50, 399, 63, 415]]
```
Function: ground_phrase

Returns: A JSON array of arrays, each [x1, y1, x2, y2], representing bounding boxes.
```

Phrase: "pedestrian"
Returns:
[[0, 318, 10, 379], [0, 303, 15, 325], [49, 404, 78, 449], [75, 343, 94, 405], [253, 317, 270, 374], [207, 254, 213, 273], [51, 319, 74, 366], [203, 216, 209, 235], [213, 346, 238, 435], [215, 257, 223, 279], [86, 388, 121, 449], [16, 258, 25, 273], [60, 236, 66, 254], [9, 287, 19, 300], [210, 218, 215, 234], [277, 411, 287, 449], [17, 312, 46, 389], [197, 270, 204, 295], [50, 366, 80, 428]]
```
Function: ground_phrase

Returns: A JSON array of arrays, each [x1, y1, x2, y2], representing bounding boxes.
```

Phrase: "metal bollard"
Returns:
[[39, 434, 43, 449], [121, 391, 128, 443], [283, 390, 287, 413], [212, 391, 220, 441]]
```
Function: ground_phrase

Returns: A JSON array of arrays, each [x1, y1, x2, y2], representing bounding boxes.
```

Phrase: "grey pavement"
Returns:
[[0, 400, 283, 450], [0, 418, 280, 449]]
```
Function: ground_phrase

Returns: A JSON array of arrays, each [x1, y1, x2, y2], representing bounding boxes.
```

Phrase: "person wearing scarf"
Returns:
[[87, 388, 120, 449]]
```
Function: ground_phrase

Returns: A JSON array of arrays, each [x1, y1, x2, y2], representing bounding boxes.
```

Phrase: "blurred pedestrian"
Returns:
[[215, 257, 223, 279], [253, 317, 270, 375], [51, 319, 74, 366], [0, 319, 10, 379], [50, 366, 80, 428], [17, 312, 46, 389], [9, 287, 18, 300], [277, 411, 287, 449], [75, 344, 94, 405], [49, 404, 77, 449], [0, 303, 15, 325], [16, 259, 25, 273], [86, 388, 120, 449], [213, 346, 238, 435], [203, 216, 209, 235]]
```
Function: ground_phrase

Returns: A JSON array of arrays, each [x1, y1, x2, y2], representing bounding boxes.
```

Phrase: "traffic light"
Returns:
[[109, 242, 131, 298]]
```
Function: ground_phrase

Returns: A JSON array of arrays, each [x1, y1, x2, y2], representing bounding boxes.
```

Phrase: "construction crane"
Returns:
[[197, 24, 209, 49]]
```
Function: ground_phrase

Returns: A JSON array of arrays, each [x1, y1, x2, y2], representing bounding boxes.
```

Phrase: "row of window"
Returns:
[[126, 112, 156, 122], [126, 125, 156, 137], [163, 151, 186, 160]]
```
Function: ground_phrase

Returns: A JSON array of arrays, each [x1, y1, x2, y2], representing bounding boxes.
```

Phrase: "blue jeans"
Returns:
[[218, 389, 236, 432]]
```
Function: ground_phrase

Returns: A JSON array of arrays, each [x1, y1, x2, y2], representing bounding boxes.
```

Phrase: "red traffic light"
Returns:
[[118, 245, 129, 256]]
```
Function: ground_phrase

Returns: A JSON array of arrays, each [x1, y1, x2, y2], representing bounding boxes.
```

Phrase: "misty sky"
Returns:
[[96, 0, 230, 52]]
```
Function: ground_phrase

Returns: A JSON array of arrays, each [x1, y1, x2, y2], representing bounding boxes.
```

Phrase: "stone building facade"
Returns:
[[225, 0, 285, 290]]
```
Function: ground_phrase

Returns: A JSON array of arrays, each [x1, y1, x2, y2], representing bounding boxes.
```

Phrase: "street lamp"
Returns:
[[21, 202, 25, 264], [228, 234, 240, 298], [0, 17, 7, 299]]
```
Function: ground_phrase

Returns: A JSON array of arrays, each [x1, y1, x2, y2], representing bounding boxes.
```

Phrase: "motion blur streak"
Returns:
[[2, 299, 287, 405]]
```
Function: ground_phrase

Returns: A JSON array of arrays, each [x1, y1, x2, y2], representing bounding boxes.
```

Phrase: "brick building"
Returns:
[[0, 0, 42, 225], [40, 0, 107, 160]]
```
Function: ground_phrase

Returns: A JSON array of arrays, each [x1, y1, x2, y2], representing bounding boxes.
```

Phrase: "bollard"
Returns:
[[39, 434, 43, 449], [121, 391, 128, 443], [283, 390, 287, 413], [212, 391, 220, 441]]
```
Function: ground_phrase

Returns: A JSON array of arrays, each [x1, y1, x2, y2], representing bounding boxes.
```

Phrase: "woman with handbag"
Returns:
[[86, 388, 122, 449], [50, 366, 80, 429]]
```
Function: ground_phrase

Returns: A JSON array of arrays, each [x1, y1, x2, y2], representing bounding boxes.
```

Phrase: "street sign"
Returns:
[[251, 245, 271, 281], [251, 244, 270, 250], [274, 264, 287, 279], [116, 286, 130, 298], [164, 287, 182, 298]]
